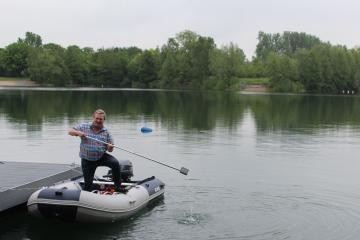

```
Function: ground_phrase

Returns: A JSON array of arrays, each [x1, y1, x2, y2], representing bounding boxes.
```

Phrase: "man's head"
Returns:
[[92, 109, 106, 129]]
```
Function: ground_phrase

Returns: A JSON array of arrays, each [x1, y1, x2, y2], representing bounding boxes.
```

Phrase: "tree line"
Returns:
[[0, 31, 359, 93], [258, 31, 360, 93]]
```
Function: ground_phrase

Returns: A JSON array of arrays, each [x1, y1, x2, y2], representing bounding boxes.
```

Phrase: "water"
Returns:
[[1, 89, 360, 239]]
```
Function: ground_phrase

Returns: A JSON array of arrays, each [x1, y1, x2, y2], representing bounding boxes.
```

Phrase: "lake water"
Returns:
[[1, 88, 360, 240]]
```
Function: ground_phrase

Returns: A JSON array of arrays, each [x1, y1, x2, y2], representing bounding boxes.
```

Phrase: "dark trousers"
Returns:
[[81, 153, 121, 191]]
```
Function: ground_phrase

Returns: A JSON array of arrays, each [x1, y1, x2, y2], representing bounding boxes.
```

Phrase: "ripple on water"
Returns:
[[167, 183, 360, 239], [242, 185, 360, 240], [177, 211, 206, 225]]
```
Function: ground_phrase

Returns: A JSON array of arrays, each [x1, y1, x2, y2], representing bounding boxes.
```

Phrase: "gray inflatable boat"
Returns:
[[27, 160, 165, 222]]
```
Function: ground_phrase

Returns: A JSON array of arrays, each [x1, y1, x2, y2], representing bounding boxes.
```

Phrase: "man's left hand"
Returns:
[[107, 143, 114, 152]]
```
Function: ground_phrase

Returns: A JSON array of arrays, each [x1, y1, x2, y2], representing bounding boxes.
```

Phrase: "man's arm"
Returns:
[[106, 132, 114, 152], [68, 128, 85, 137]]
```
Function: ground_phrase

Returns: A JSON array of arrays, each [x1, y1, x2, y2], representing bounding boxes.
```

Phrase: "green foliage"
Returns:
[[0, 48, 5, 76], [351, 48, 360, 89], [208, 42, 246, 89], [1, 30, 360, 94], [65, 45, 90, 86], [256, 31, 321, 60], [159, 38, 181, 88], [239, 77, 270, 85], [91, 48, 129, 87], [18, 32, 42, 48], [297, 44, 359, 93], [43, 43, 65, 52], [27, 47, 69, 86], [256, 31, 360, 94], [1, 32, 43, 77], [242, 59, 267, 78], [128, 49, 160, 88], [266, 53, 303, 92], [2, 42, 29, 76], [159, 30, 215, 89]]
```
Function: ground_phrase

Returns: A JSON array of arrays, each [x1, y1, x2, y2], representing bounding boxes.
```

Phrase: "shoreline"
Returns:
[[0, 79, 39, 87], [241, 84, 268, 93], [0, 80, 268, 93]]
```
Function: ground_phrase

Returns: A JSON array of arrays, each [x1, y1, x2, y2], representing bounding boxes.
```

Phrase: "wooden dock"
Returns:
[[0, 161, 82, 212]]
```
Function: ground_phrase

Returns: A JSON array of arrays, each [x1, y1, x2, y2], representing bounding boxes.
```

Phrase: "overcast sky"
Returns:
[[0, 0, 359, 59]]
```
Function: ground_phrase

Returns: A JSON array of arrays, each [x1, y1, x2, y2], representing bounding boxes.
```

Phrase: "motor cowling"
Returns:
[[105, 160, 133, 182]]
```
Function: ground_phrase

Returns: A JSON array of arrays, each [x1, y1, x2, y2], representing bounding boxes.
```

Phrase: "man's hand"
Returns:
[[78, 131, 86, 138], [107, 143, 114, 152], [68, 128, 86, 138]]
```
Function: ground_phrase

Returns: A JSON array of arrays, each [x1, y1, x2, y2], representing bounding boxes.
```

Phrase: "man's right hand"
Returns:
[[68, 128, 86, 138], [78, 131, 86, 138]]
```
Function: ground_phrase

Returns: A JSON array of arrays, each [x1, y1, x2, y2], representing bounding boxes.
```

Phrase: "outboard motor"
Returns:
[[104, 160, 133, 182]]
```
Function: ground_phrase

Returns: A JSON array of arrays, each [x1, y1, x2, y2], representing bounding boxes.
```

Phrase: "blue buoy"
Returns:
[[141, 127, 153, 133]]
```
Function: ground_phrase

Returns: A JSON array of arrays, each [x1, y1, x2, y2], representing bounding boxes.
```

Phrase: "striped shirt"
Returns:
[[74, 122, 114, 161]]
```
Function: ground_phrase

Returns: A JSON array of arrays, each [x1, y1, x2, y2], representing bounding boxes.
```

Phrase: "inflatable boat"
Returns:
[[27, 160, 165, 222]]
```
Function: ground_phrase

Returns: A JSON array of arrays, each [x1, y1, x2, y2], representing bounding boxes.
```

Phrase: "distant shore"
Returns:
[[241, 84, 268, 93], [0, 79, 268, 92], [0, 78, 39, 87]]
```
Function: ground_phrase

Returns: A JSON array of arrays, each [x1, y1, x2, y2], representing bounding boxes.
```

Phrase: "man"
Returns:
[[68, 109, 121, 191]]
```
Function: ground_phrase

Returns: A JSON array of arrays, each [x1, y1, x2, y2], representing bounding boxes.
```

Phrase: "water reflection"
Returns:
[[1, 89, 360, 132], [0, 199, 165, 240]]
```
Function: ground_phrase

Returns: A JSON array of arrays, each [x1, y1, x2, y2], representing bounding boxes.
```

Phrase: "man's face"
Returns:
[[92, 113, 105, 129]]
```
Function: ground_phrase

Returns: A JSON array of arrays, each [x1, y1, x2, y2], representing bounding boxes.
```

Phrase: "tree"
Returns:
[[266, 52, 302, 92], [190, 36, 215, 88], [209, 42, 246, 89], [350, 48, 360, 91], [297, 44, 358, 93], [159, 38, 181, 88], [91, 49, 129, 87], [2, 42, 29, 76], [28, 47, 69, 86], [65, 45, 90, 86], [297, 46, 327, 93], [18, 32, 42, 48], [256, 31, 321, 60], [43, 43, 64, 52], [256, 31, 280, 60], [159, 30, 215, 89], [282, 31, 321, 56], [0, 48, 5, 76], [128, 49, 160, 88]]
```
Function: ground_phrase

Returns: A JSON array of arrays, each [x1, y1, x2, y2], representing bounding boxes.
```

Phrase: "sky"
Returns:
[[0, 0, 359, 59]]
